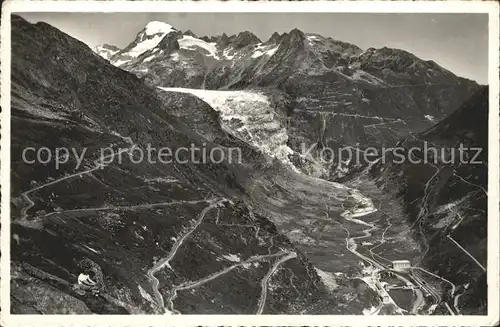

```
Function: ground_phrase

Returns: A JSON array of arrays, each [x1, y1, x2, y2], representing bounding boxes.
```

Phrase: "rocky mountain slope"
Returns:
[[11, 15, 369, 314], [100, 22, 480, 179], [99, 19, 489, 315], [369, 87, 489, 314]]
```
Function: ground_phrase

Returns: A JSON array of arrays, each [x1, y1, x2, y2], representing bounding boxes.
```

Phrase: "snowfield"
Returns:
[[178, 35, 220, 59], [251, 44, 279, 59], [127, 35, 166, 58], [144, 21, 175, 36], [94, 45, 119, 60]]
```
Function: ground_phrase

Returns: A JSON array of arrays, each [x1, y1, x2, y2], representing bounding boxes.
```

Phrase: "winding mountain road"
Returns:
[[20, 147, 132, 220], [147, 198, 224, 313], [256, 251, 298, 314]]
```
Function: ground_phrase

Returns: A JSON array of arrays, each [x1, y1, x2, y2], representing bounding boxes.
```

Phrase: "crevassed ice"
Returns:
[[157, 87, 300, 172]]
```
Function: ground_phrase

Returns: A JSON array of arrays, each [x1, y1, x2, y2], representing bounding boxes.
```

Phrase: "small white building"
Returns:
[[77, 273, 97, 286], [392, 260, 411, 272]]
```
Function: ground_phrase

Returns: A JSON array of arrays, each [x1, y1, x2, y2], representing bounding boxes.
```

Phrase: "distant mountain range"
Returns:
[[95, 20, 479, 179]]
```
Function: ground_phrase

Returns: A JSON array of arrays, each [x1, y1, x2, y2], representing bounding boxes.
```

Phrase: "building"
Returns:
[[392, 260, 411, 272]]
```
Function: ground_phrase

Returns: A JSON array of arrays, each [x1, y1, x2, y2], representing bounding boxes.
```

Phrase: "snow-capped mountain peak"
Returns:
[[131, 21, 178, 55], [143, 21, 175, 36], [107, 21, 179, 65]]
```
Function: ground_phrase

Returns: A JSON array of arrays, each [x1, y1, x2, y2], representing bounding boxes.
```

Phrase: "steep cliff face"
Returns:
[[368, 87, 488, 314], [106, 21, 479, 179], [10, 15, 357, 314]]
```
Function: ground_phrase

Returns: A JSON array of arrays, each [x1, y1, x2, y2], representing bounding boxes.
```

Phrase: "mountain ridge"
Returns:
[[95, 20, 479, 180]]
